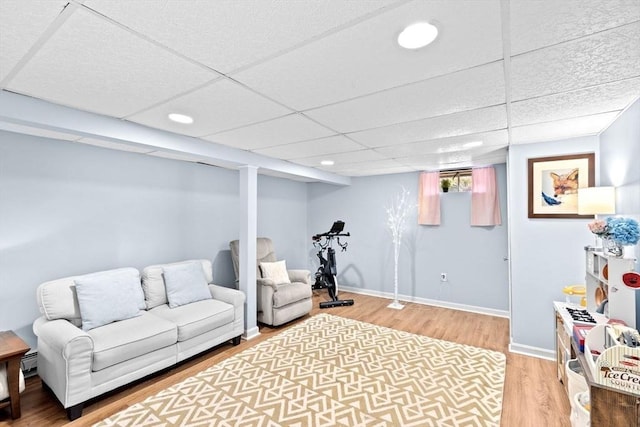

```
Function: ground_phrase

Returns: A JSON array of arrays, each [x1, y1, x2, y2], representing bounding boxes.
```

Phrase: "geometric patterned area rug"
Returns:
[[95, 313, 506, 427]]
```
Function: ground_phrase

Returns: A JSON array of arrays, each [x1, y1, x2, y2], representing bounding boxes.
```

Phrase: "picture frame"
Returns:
[[528, 153, 595, 219]]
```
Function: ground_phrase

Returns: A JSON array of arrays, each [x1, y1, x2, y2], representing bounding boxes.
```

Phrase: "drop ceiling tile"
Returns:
[[349, 105, 507, 148], [254, 135, 365, 160], [511, 78, 640, 127], [0, 0, 68, 82], [472, 149, 508, 166], [510, 111, 621, 144], [374, 130, 508, 158], [510, 0, 640, 55], [0, 122, 80, 142], [306, 62, 506, 133], [233, 0, 503, 110], [77, 137, 155, 153], [84, 0, 397, 73], [127, 79, 292, 137], [511, 22, 640, 102], [7, 7, 217, 118], [397, 145, 506, 168], [316, 158, 407, 173], [338, 166, 416, 177], [397, 154, 471, 170], [293, 149, 387, 168], [203, 114, 335, 150]]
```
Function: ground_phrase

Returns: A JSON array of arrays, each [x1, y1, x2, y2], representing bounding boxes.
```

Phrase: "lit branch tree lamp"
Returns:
[[386, 187, 414, 310], [578, 186, 616, 249]]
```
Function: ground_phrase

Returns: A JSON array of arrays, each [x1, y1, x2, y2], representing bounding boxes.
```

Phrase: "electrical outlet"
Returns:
[[440, 273, 447, 282]]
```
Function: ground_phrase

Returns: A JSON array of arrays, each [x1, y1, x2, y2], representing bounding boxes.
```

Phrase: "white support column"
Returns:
[[239, 165, 260, 340]]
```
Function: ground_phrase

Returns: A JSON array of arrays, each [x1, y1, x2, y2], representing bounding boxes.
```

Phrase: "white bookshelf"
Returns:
[[585, 248, 638, 327]]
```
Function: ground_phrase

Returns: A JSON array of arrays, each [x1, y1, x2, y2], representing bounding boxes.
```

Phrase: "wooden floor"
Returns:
[[1, 292, 570, 426]]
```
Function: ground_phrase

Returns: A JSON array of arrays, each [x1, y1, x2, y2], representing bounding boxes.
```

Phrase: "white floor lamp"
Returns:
[[386, 187, 413, 310]]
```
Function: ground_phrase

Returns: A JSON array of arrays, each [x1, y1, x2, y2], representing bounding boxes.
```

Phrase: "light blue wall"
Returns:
[[257, 175, 308, 269], [599, 99, 640, 262], [0, 131, 308, 348], [307, 166, 509, 311], [508, 136, 600, 351], [599, 99, 640, 214], [4, 96, 635, 356]]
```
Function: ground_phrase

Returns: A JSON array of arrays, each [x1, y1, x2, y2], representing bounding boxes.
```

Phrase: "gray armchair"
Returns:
[[229, 238, 312, 326]]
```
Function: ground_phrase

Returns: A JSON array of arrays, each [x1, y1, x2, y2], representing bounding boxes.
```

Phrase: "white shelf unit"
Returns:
[[585, 248, 638, 328]]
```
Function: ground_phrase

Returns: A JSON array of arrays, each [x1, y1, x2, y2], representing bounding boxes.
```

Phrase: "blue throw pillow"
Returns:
[[163, 261, 212, 308], [75, 269, 143, 331]]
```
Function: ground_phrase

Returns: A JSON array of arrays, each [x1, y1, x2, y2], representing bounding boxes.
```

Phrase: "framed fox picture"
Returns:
[[528, 153, 595, 219]]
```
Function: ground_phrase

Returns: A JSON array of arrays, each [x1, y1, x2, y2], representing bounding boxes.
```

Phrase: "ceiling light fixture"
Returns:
[[168, 113, 194, 124], [397, 22, 438, 49], [320, 160, 335, 166]]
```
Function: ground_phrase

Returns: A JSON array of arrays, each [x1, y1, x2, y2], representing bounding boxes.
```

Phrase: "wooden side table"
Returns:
[[0, 331, 30, 419]]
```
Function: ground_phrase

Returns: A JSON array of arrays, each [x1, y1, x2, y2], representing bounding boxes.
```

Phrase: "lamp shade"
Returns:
[[577, 186, 616, 215]]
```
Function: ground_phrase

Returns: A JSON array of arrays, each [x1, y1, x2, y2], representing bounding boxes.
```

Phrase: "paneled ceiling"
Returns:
[[1, 0, 638, 177]]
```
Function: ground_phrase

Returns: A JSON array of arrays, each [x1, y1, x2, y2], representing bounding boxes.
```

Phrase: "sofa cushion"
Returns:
[[163, 262, 212, 308], [88, 312, 177, 371], [259, 260, 291, 284], [273, 281, 312, 308], [142, 260, 213, 310], [150, 299, 234, 342], [36, 267, 142, 328], [75, 269, 145, 331]]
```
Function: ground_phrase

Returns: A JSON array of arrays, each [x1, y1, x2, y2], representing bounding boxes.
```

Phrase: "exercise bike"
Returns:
[[312, 220, 355, 309]]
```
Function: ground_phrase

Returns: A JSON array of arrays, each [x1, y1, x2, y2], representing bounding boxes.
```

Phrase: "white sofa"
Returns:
[[33, 259, 245, 420]]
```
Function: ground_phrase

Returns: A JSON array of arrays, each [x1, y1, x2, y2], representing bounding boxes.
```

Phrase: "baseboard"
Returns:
[[509, 343, 555, 361], [339, 286, 510, 318], [243, 327, 261, 341]]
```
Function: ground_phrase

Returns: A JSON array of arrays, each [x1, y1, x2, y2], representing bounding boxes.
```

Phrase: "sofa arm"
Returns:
[[208, 284, 245, 309], [34, 317, 93, 355], [288, 269, 311, 285], [208, 284, 245, 336], [33, 317, 94, 408]]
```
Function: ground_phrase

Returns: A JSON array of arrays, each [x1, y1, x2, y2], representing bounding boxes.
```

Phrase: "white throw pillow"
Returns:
[[259, 260, 291, 284], [163, 261, 212, 308], [75, 269, 143, 331]]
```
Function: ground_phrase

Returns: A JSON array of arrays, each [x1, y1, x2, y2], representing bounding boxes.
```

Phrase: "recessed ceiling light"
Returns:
[[397, 22, 438, 50], [168, 113, 194, 124], [320, 160, 335, 166], [462, 141, 483, 148]]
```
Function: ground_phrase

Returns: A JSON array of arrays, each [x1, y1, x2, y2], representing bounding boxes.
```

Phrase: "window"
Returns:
[[439, 168, 472, 192]]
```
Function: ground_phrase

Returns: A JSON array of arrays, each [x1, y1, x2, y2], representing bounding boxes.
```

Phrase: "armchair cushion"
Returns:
[[287, 269, 311, 284], [163, 261, 211, 308], [259, 260, 290, 284], [74, 269, 144, 331], [272, 282, 313, 308]]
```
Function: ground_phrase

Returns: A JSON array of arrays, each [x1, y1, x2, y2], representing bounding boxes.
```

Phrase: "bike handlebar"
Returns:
[[312, 231, 350, 241]]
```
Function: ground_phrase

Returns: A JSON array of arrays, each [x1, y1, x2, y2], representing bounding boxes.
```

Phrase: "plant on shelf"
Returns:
[[607, 217, 640, 245], [588, 217, 640, 245], [588, 217, 640, 257], [441, 178, 451, 193]]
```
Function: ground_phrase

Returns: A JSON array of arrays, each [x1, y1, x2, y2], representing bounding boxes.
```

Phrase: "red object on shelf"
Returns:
[[573, 324, 596, 352], [622, 271, 640, 288]]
